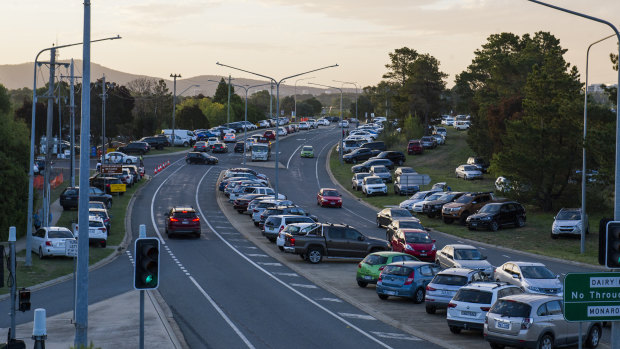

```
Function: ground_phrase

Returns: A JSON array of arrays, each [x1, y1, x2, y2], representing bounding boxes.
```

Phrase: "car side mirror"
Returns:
[[358, 236, 365, 241], [432, 239, 436, 243]]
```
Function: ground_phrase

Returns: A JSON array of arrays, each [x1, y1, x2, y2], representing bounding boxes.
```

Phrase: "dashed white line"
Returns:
[[338, 313, 376, 321], [370, 332, 421, 341], [256, 262, 283, 266], [246, 254, 269, 258], [290, 283, 318, 289], [272, 272, 299, 277], [316, 297, 342, 303], [149, 158, 188, 244]]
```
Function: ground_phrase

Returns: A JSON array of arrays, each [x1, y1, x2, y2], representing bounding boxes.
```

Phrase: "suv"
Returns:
[[250, 199, 293, 226], [164, 207, 201, 238], [466, 156, 489, 173], [360, 141, 386, 152], [371, 151, 406, 166], [140, 136, 169, 149], [343, 148, 381, 164], [422, 192, 465, 218], [485, 294, 601, 349], [420, 136, 437, 149], [442, 192, 496, 224], [551, 208, 589, 238], [369, 165, 392, 183], [89, 175, 125, 195], [118, 141, 149, 155], [263, 215, 315, 242], [351, 158, 394, 173], [466, 201, 526, 231], [407, 140, 423, 155], [494, 261, 562, 296], [425, 268, 488, 314], [447, 282, 523, 334], [362, 176, 387, 197], [60, 186, 113, 210], [352, 172, 372, 191]]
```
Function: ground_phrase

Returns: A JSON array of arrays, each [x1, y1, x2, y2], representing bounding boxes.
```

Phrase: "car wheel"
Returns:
[[307, 247, 323, 264], [467, 225, 475, 231], [448, 326, 461, 334], [489, 343, 505, 349], [376, 219, 382, 228], [459, 212, 470, 225], [101, 241, 107, 248], [425, 305, 436, 314], [586, 325, 601, 348], [537, 333, 553, 349], [183, 142, 189, 147], [38, 247, 45, 259], [428, 213, 436, 219], [357, 280, 368, 288], [516, 216, 525, 228], [378, 294, 389, 300], [278, 246, 283, 251], [443, 217, 454, 224], [490, 221, 499, 232], [413, 288, 425, 304]]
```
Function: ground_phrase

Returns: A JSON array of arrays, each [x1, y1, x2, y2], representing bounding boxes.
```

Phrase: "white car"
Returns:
[[104, 151, 138, 165], [455, 164, 482, 180], [361, 176, 387, 197], [352, 172, 372, 191], [207, 137, 219, 148], [338, 120, 350, 128], [441, 117, 455, 126], [411, 192, 445, 213], [299, 122, 310, 130], [345, 135, 372, 143], [551, 208, 589, 238], [350, 130, 377, 140], [494, 261, 563, 296], [317, 118, 330, 126], [223, 133, 236, 143], [31, 226, 76, 258], [454, 120, 469, 130], [277, 127, 288, 136], [74, 215, 108, 247], [258, 120, 270, 128], [276, 222, 319, 251], [399, 190, 440, 211]]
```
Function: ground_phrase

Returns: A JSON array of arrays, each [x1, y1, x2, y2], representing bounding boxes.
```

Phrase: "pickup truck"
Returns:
[[283, 223, 390, 264]]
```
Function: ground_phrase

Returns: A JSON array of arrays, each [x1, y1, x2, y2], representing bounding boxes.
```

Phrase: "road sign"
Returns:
[[101, 164, 122, 174], [110, 183, 126, 193], [65, 239, 78, 257], [564, 272, 620, 321]]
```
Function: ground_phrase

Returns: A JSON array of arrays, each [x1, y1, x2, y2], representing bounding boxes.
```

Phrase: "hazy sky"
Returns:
[[3, 0, 620, 88]]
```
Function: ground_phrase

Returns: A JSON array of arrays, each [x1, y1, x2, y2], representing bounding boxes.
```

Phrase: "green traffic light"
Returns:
[[145, 275, 153, 284]]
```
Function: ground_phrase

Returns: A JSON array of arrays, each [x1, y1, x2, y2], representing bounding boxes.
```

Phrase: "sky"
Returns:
[[2, 0, 620, 88]]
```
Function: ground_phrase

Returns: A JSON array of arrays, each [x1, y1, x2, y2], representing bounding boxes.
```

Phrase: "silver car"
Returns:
[[494, 261, 562, 296], [424, 268, 487, 314], [435, 244, 494, 277], [551, 208, 589, 238], [485, 294, 601, 348]]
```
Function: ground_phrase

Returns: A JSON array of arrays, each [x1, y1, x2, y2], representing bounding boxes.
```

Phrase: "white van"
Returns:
[[161, 129, 196, 147], [251, 144, 270, 161]]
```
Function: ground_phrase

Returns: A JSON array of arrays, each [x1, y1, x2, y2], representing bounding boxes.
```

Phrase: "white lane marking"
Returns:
[[286, 144, 304, 169], [218, 232, 239, 235], [149, 158, 187, 244], [195, 171, 394, 349], [338, 313, 376, 321], [272, 272, 299, 277], [502, 255, 510, 258], [256, 262, 283, 266], [478, 246, 486, 250], [457, 240, 464, 243], [315, 142, 332, 189], [370, 332, 421, 341], [189, 276, 255, 349], [316, 297, 342, 303], [215, 226, 232, 229], [234, 245, 258, 249], [290, 283, 318, 289], [343, 207, 375, 224], [246, 254, 269, 258]]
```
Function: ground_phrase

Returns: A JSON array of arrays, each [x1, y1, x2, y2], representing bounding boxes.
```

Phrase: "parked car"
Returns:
[[394, 166, 416, 179], [467, 156, 489, 173], [376, 208, 416, 228], [484, 294, 601, 349], [455, 164, 482, 180], [186, 152, 218, 165], [263, 215, 315, 242], [424, 268, 488, 314], [276, 222, 318, 251], [390, 228, 436, 262], [251, 199, 293, 226], [164, 206, 201, 238], [551, 208, 589, 239], [362, 176, 388, 197], [139, 136, 169, 149], [89, 175, 125, 195], [454, 120, 469, 130], [117, 142, 149, 155], [104, 151, 138, 165], [300, 145, 314, 158], [351, 158, 394, 173], [31, 226, 76, 259], [356, 251, 419, 287], [360, 141, 386, 152], [407, 140, 423, 155], [447, 282, 523, 334], [376, 261, 440, 303], [400, 190, 441, 212], [259, 205, 316, 228], [422, 192, 465, 218], [369, 165, 392, 183], [74, 215, 108, 247], [411, 192, 445, 213], [211, 142, 228, 153], [431, 134, 445, 145], [89, 208, 111, 235], [420, 136, 437, 149], [442, 192, 497, 224], [385, 219, 426, 241], [466, 201, 526, 231], [343, 148, 381, 164], [494, 261, 562, 296], [435, 244, 494, 277], [60, 186, 113, 210], [351, 172, 372, 191], [299, 121, 310, 130], [317, 188, 342, 208], [433, 126, 447, 138]]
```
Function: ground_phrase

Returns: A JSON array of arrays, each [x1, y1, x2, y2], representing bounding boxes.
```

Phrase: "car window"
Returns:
[[328, 227, 346, 239], [89, 220, 104, 228], [35, 229, 46, 238], [419, 265, 433, 276], [546, 301, 562, 315], [489, 300, 531, 317], [453, 289, 492, 304], [433, 274, 468, 286], [383, 265, 412, 276], [363, 254, 388, 265], [49, 230, 74, 239], [345, 228, 362, 240], [391, 255, 405, 263], [537, 303, 549, 316], [521, 266, 555, 279]]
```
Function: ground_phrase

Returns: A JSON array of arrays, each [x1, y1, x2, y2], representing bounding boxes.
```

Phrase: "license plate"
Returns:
[[496, 321, 511, 330], [364, 276, 372, 280], [441, 290, 451, 295], [182, 221, 189, 224], [330, 202, 336, 205], [420, 253, 427, 256], [461, 311, 477, 317], [471, 223, 477, 227], [384, 291, 396, 296]]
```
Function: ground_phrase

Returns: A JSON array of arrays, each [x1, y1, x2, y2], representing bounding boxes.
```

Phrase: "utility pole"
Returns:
[[100, 75, 107, 165], [227, 74, 232, 124], [170, 74, 181, 146], [43, 47, 56, 229], [58, 79, 63, 160], [69, 60, 77, 186]]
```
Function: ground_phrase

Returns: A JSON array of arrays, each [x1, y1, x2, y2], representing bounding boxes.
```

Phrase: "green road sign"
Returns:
[[564, 272, 620, 321]]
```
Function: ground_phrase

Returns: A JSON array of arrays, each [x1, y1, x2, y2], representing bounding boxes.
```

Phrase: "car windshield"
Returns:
[[426, 193, 443, 201], [391, 209, 412, 218], [478, 204, 500, 214], [520, 266, 556, 279], [173, 211, 197, 219], [453, 289, 492, 304], [302, 146, 313, 151], [398, 221, 425, 230], [455, 195, 474, 204], [405, 232, 432, 243], [454, 249, 483, 260], [366, 178, 383, 185], [383, 265, 413, 276], [91, 211, 107, 219], [463, 166, 478, 171], [356, 173, 370, 180], [363, 254, 388, 266], [373, 167, 388, 173], [49, 230, 74, 239], [411, 192, 428, 200], [88, 220, 104, 228], [439, 193, 456, 201], [323, 190, 339, 197], [432, 274, 468, 286], [556, 210, 581, 220], [489, 300, 531, 317]]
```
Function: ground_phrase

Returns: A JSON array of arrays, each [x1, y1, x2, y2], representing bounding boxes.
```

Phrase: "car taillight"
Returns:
[[253, 209, 259, 212], [45, 241, 52, 246], [169, 218, 179, 222], [480, 306, 490, 311], [290, 237, 295, 246], [279, 226, 285, 232], [447, 302, 457, 308], [404, 270, 415, 285], [192, 217, 200, 222], [426, 285, 436, 291], [521, 318, 533, 329], [379, 266, 385, 271], [106, 184, 110, 187], [99, 227, 107, 232]]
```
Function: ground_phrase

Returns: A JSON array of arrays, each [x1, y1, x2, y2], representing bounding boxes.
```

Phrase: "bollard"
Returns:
[[32, 308, 47, 349]]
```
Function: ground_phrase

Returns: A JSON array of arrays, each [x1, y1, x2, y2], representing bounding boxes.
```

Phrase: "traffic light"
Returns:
[[18, 288, 31, 312], [599, 218, 613, 266], [134, 238, 160, 290], [605, 221, 620, 269]]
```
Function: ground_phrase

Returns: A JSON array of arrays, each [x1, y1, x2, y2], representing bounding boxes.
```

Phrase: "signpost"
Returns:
[[65, 239, 78, 258], [402, 174, 431, 186], [100, 164, 122, 174], [564, 272, 620, 321]]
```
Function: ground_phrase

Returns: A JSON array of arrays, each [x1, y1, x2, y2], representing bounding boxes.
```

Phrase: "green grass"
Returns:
[[0, 178, 147, 295], [331, 128, 601, 265]]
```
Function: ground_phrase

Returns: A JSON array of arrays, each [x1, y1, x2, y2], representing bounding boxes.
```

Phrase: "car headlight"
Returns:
[[405, 245, 413, 251], [527, 285, 542, 293]]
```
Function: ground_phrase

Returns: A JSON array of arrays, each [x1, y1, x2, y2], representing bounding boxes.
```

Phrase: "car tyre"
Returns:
[[459, 212, 470, 225], [101, 241, 107, 248], [378, 294, 389, 300], [183, 142, 189, 147], [516, 216, 525, 228], [307, 247, 323, 264], [38, 247, 45, 259], [413, 288, 425, 304], [425, 305, 436, 314], [586, 324, 601, 348], [428, 212, 436, 219], [278, 246, 283, 251], [489, 343, 505, 349], [490, 221, 499, 232], [449, 326, 461, 334], [443, 217, 454, 224], [376, 219, 381, 228], [537, 333, 553, 349], [550, 233, 558, 239], [357, 280, 368, 288]]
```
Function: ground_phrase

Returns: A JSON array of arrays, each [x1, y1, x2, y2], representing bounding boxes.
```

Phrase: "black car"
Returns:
[[370, 151, 406, 166], [343, 148, 381, 164], [351, 158, 394, 173], [360, 141, 386, 152], [60, 186, 113, 210], [422, 192, 466, 218], [186, 152, 218, 165], [212, 142, 228, 153], [234, 141, 245, 153], [376, 208, 415, 228], [118, 141, 149, 155], [385, 219, 426, 241], [140, 136, 169, 150], [467, 156, 489, 173], [465, 201, 526, 231]]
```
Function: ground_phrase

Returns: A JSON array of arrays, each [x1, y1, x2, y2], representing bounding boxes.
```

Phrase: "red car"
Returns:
[[390, 228, 436, 262], [263, 130, 276, 140], [165, 206, 201, 238], [407, 140, 423, 155], [317, 188, 342, 208]]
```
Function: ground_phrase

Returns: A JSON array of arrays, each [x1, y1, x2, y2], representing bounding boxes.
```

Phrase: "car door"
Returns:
[[418, 265, 436, 287], [344, 227, 368, 258], [499, 203, 513, 226], [325, 226, 348, 257], [438, 246, 454, 268], [540, 301, 569, 345], [390, 230, 402, 252]]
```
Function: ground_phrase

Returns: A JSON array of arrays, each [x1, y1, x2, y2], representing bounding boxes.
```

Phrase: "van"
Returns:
[[251, 144, 271, 161], [161, 129, 196, 147]]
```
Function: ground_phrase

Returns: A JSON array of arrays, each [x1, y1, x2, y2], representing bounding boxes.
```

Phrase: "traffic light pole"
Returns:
[[8, 227, 16, 341], [139, 290, 144, 349]]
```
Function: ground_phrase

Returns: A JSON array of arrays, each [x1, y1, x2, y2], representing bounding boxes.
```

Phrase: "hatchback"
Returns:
[[317, 188, 342, 208], [74, 215, 108, 247], [424, 268, 488, 314], [407, 140, 423, 155], [223, 133, 236, 142], [376, 261, 440, 303], [31, 226, 76, 259], [89, 208, 111, 235], [165, 207, 201, 238], [193, 141, 209, 152], [494, 261, 562, 296], [300, 145, 314, 158], [356, 251, 419, 287], [211, 142, 228, 153], [390, 228, 436, 262]]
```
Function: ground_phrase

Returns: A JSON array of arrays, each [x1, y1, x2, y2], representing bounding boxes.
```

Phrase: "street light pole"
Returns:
[[295, 77, 314, 121], [216, 62, 338, 196], [309, 82, 344, 164], [527, 1, 620, 346], [227, 74, 232, 124], [334, 80, 359, 123], [170, 74, 181, 147]]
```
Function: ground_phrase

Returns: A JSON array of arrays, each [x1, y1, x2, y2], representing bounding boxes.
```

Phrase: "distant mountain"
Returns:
[[0, 61, 353, 97]]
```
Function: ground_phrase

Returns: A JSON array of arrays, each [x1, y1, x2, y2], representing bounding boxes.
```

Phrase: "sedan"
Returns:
[[223, 133, 236, 143], [376, 261, 440, 303], [193, 141, 209, 152], [211, 142, 228, 153], [31, 226, 76, 259], [317, 188, 342, 208], [263, 130, 276, 140], [455, 164, 482, 180], [104, 151, 138, 164], [356, 251, 419, 287], [186, 152, 218, 165]]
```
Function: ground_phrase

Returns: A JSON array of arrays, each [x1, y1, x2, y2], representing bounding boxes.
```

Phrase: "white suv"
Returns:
[[447, 282, 523, 334], [74, 215, 108, 248], [551, 208, 588, 238], [262, 215, 315, 242], [362, 176, 387, 197], [494, 261, 563, 296]]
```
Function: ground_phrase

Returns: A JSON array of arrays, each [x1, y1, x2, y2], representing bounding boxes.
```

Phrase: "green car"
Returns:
[[356, 251, 419, 287], [300, 145, 314, 158]]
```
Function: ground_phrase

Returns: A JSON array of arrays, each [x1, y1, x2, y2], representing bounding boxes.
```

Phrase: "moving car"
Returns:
[[435, 244, 494, 277], [466, 201, 526, 231], [356, 251, 419, 287], [186, 152, 218, 165], [164, 206, 201, 238], [317, 188, 342, 208], [31, 226, 76, 259], [376, 261, 440, 303], [223, 133, 236, 142], [192, 141, 209, 152], [494, 261, 562, 296], [211, 142, 228, 153], [300, 145, 314, 158]]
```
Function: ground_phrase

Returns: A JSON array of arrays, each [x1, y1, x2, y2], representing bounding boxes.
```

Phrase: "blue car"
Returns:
[[376, 261, 440, 303]]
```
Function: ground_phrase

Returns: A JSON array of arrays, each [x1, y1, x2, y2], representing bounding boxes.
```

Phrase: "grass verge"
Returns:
[[330, 128, 601, 265]]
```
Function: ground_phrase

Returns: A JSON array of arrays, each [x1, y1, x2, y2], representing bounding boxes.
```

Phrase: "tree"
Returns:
[[383, 47, 419, 87], [280, 96, 295, 116], [176, 104, 208, 130], [127, 78, 171, 138], [213, 78, 231, 105]]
